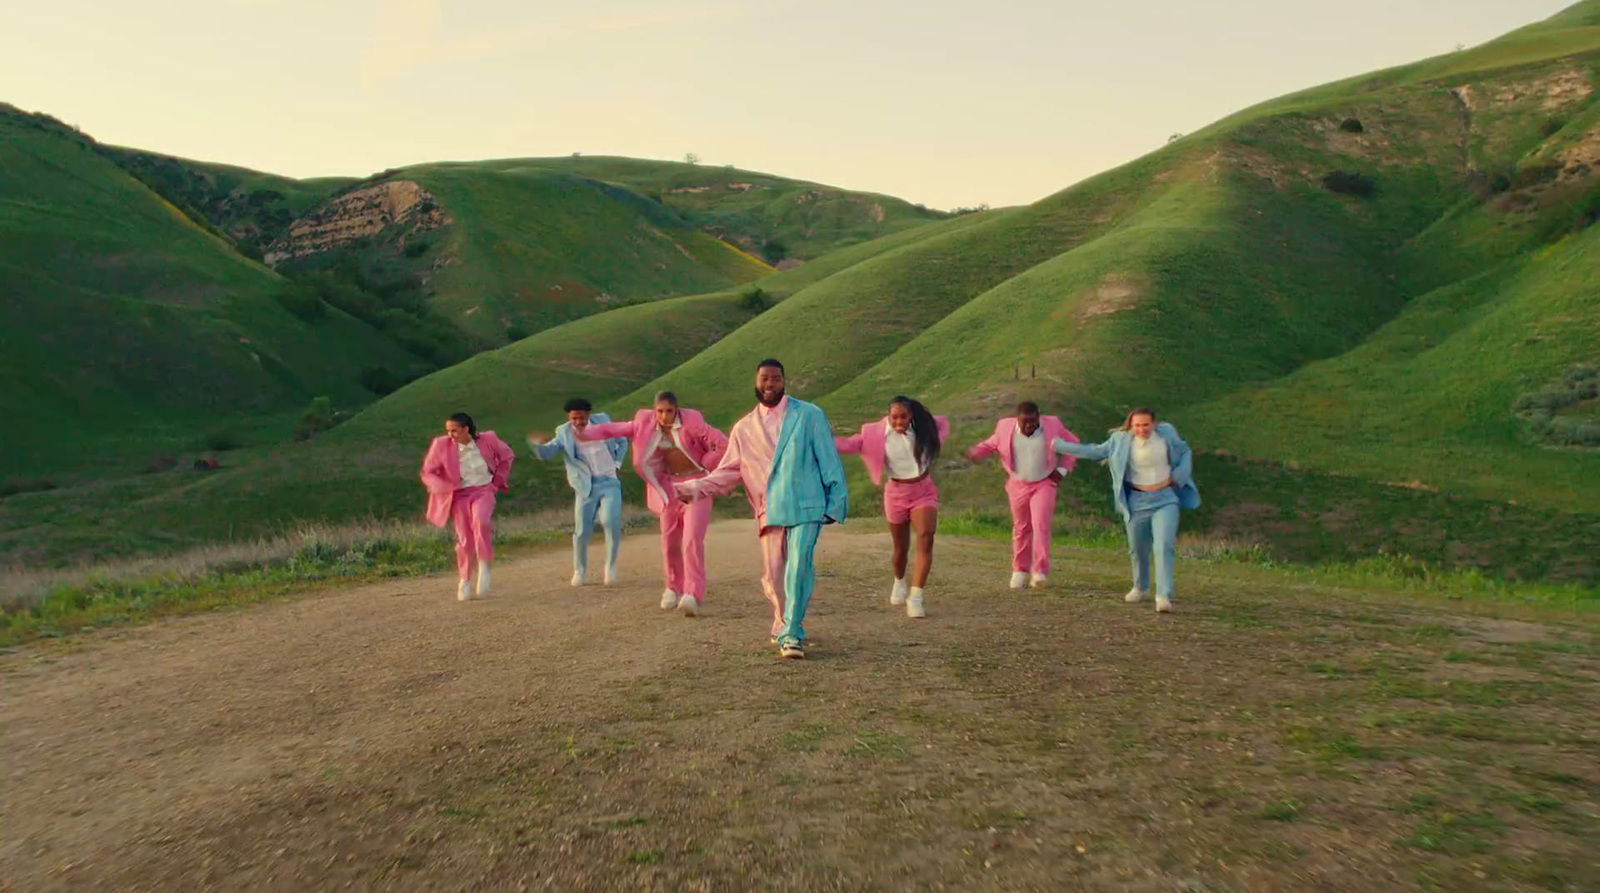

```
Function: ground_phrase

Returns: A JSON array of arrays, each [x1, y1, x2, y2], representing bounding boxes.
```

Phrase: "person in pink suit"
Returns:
[[963, 401, 1079, 589], [575, 391, 729, 617], [421, 412, 515, 601], [835, 396, 948, 619]]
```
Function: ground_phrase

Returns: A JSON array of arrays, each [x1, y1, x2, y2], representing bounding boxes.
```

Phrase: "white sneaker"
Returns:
[[571, 570, 585, 587], [1029, 573, 1048, 589], [660, 589, 679, 610], [906, 590, 926, 619], [476, 562, 491, 597], [1009, 571, 1028, 589], [679, 595, 700, 617], [1125, 588, 1147, 603], [457, 579, 472, 602], [1155, 596, 1174, 613], [604, 566, 618, 586], [890, 578, 908, 606]]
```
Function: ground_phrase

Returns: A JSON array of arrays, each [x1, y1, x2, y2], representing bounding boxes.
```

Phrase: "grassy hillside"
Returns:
[[8, 3, 1600, 587], [265, 157, 950, 349], [0, 106, 421, 478], [100, 145, 356, 259]]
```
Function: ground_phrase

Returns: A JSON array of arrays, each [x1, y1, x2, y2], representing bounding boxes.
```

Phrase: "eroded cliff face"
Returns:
[[264, 180, 450, 266]]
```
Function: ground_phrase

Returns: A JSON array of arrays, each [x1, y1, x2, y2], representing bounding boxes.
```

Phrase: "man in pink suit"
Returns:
[[421, 412, 515, 601], [964, 401, 1079, 589], [576, 391, 728, 616]]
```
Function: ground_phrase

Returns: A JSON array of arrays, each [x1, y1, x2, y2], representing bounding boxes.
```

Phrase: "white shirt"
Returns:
[[646, 422, 705, 473], [456, 440, 492, 488], [883, 422, 926, 479], [1011, 427, 1052, 482], [577, 438, 619, 478], [1128, 432, 1172, 487]]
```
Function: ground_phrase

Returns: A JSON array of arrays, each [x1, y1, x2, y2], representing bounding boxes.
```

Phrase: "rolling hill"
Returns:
[[5, 1, 1599, 584], [0, 106, 422, 477]]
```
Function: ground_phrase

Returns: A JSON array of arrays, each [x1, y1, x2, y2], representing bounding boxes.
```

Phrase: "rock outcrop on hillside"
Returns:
[[264, 180, 450, 266]]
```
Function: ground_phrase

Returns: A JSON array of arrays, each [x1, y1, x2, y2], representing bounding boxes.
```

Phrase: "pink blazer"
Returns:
[[966, 416, 1079, 478], [835, 415, 950, 486], [420, 431, 514, 528], [580, 408, 729, 512]]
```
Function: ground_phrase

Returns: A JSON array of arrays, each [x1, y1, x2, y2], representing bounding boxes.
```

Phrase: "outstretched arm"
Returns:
[[834, 430, 864, 455], [964, 430, 1001, 463], [526, 434, 566, 461], [1053, 437, 1111, 463], [677, 430, 743, 501], [577, 420, 635, 441]]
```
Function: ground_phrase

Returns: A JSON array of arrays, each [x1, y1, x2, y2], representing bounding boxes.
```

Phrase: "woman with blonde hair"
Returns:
[[1052, 407, 1200, 613]]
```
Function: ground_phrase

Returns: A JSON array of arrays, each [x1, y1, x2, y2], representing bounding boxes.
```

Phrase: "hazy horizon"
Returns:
[[3, 0, 1575, 209]]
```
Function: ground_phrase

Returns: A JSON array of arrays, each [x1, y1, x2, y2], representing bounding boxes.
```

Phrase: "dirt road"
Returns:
[[4, 523, 1597, 891]]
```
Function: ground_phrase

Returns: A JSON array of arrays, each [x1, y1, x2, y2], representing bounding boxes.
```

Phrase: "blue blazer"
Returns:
[[1053, 422, 1200, 521], [529, 413, 628, 499], [765, 398, 849, 528]]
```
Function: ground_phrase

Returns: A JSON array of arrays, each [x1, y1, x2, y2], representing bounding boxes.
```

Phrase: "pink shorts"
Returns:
[[883, 477, 939, 524]]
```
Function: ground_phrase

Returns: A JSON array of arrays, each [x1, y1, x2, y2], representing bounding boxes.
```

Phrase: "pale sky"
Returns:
[[2, 0, 1574, 209]]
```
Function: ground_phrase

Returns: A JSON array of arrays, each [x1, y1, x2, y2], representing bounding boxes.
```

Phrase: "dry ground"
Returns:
[[3, 523, 1598, 892]]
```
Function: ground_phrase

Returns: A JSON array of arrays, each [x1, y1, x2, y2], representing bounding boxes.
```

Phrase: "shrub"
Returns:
[[1541, 117, 1567, 138], [200, 428, 242, 452], [506, 324, 531, 342], [359, 366, 402, 396], [1510, 163, 1561, 191], [271, 282, 326, 323], [293, 396, 342, 441], [402, 240, 429, 259], [738, 287, 772, 313], [1515, 366, 1600, 447], [761, 240, 789, 264], [1321, 171, 1375, 197], [1338, 118, 1364, 133]]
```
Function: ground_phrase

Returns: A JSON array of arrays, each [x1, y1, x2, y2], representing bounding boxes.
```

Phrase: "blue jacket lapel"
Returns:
[[773, 400, 805, 467]]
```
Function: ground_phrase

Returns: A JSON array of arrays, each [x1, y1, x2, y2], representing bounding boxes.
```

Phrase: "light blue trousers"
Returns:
[[778, 522, 823, 646], [1125, 487, 1180, 599], [574, 476, 623, 578]]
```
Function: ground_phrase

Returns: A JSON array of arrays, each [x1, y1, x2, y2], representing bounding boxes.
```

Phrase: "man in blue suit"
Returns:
[[527, 398, 630, 586], [676, 359, 848, 659]]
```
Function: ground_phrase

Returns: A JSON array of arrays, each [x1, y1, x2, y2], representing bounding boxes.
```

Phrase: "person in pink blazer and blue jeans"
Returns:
[[421, 413, 515, 602], [576, 391, 729, 617], [964, 401, 1079, 589], [835, 396, 948, 619]]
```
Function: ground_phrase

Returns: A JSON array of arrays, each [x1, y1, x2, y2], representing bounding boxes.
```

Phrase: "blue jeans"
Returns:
[[778, 522, 823, 646], [1125, 486, 1179, 599], [574, 476, 623, 578]]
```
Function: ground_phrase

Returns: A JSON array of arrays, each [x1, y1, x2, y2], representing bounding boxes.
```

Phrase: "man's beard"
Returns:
[[755, 386, 785, 408]]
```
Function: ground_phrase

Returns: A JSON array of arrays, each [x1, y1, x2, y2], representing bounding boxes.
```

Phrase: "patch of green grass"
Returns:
[[625, 850, 663, 865], [1256, 799, 1303, 822], [780, 724, 829, 752], [843, 729, 907, 758], [1283, 726, 1385, 763]]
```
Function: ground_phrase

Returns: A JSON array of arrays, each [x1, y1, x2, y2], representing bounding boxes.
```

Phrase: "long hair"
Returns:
[[448, 412, 478, 439], [1115, 406, 1157, 433], [891, 395, 941, 465]]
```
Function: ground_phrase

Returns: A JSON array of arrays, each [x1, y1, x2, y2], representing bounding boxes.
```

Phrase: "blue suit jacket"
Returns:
[[1054, 422, 1200, 521], [766, 398, 849, 528], [529, 413, 628, 499]]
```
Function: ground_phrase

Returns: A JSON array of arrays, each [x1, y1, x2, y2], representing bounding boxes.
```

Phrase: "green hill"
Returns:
[[0, 106, 421, 477], [6, 2, 1600, 585], [259, 156, 949, 348]]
